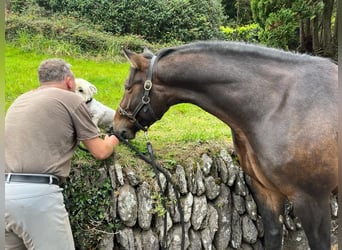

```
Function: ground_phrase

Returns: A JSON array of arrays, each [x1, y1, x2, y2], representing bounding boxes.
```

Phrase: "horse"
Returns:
[[113, 41, 338, 250]]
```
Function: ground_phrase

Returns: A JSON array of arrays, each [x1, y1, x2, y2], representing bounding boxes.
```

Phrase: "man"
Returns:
[[5, 58, 119, 249]]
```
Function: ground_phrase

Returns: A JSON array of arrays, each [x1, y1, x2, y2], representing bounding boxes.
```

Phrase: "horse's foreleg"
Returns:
[[249, 179, 285, 250], [291, 193, 331, 250]]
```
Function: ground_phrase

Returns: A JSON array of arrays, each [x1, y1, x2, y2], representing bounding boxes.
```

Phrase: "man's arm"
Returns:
[[82, 135, 119, 160]]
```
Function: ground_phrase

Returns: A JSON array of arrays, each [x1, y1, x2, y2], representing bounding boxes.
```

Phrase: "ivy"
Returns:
[[63, 154, 121, 249]]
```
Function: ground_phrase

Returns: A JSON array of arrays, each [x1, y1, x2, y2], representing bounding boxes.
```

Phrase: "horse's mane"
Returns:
[[156, 41, 326, 64]]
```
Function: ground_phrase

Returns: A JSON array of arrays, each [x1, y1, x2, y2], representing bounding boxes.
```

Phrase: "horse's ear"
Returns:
[[143, 47, 154, 58], [122, 48, 140, 69]]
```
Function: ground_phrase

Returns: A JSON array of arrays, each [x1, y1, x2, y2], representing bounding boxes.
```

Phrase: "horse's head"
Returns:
[[113, 48, 167, 139]]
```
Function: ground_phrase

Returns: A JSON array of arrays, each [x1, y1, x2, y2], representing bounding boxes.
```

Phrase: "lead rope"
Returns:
[[111, 130, 185, 250]]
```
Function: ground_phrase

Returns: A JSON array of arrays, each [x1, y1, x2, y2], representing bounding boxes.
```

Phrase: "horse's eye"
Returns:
[[124, 85, 132, 92], [79, 89, 84, 93]]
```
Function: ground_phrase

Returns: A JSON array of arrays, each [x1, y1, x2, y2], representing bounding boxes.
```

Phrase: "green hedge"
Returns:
[[5, 14, 154, 59], [8, 0, 226, 44], [259, 8, 298, 50], [220, 23, 261, 43]]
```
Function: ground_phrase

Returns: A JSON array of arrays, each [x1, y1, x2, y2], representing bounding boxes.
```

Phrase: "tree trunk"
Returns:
[[311, 17, 320, 54], [321, 0, 334, 56], [298, 20, 305, 53], [332, 1, 338, 57], [298, 18, 313, 54], [304, 19, 313, 53]]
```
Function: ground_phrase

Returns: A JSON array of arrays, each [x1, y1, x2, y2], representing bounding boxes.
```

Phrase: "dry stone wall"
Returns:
[[69, 148, 338, 250]]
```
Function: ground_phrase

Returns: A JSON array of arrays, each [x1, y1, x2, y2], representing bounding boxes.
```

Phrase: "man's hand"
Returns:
[[104, 134, 119, 147]]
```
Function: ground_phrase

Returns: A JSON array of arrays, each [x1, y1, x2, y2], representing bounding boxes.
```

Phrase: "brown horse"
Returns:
[[113, 41, 338, 250]]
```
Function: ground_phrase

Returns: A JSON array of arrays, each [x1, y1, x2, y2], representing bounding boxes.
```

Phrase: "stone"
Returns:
[[169, 223, 190, 250], [204, 176, 221, 200], [234, 170, 248, 196], [108, 164, 117, 189], [155, 211, 173, 244], [183, 192, 194, 223], [206, 204, 219, 240], [242, 215, 258, 244], [245, 194, 257, 221], [188, 228, 202, 250], [175, 165, 188, 194], [191, 195, 208, 230], [115, 163, 124, 186], [201, 153, 213, 176], [255, 216, 264, 238], [116, 227, 135, 250], [98, 233, 114, 250], [220, 149, 233, 164], [230, 210, 242, 249], [213, 184, 232, 250], [141, 229, 159, 250], [125, 169, 140, 186], [227, 163, 239, 186], [186, 163, 197, 194], [137, 182, 153, 230], [233, 194, 246, 215], [118, 184, 138, 227], [195, 164, 206, 196], [331, 194, 338, 217], [201, 227, 213, 250], [217, 157, 229, 184]]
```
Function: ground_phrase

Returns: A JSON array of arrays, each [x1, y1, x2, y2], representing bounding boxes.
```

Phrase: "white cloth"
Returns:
[[5, 183, 75, 250]]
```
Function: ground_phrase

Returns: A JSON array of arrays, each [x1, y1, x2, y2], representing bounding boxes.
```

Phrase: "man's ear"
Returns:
[[65, 75, 75, 91]]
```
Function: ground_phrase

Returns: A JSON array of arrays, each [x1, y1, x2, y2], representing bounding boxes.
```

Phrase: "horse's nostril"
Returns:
[[120, 130, 128, 139]]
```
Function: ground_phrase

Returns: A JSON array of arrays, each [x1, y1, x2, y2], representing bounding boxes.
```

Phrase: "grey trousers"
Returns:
[[5, 183, 75, 250]]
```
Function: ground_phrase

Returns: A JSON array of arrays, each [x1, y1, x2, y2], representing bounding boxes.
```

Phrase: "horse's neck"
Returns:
[[157, 55, 291, 126]]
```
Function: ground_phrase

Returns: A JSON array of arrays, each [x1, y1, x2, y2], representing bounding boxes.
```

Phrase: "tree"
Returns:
[[251, 0, 337, 58]]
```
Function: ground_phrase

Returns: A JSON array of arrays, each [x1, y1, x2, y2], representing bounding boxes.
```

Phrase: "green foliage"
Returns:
[[250, 0, 291, 27], [234, 0, 253, 25], [5, 14, 153, 61], [63, 155, 119, 249], [250, 0, 332, 51], [9, 0, 225, 43], [151, 192, 167, 217], [159, 0, 226, 42], [259, 8, 298, 50], [250, 0, 299, 49], [221, 0, 237, 21], [220, 23, 262, 43], [292, 0, 324, 19]]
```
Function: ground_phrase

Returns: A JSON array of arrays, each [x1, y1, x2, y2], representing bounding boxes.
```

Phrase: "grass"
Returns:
[[5, 44, 232, 166]]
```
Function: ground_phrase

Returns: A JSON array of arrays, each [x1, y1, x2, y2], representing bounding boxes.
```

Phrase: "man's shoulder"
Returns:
[[41, 87, 84, 103]]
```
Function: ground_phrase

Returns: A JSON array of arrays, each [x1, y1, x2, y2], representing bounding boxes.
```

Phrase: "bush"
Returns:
[[258, 8, 298, 50], [5, 14, 153, 60], [158, 0, 225, 43], [9, 0, 226, 43], [220, 23, 262, 43]]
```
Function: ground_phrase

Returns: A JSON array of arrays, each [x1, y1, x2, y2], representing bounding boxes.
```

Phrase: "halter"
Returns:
[[118, 56, 159, 131]]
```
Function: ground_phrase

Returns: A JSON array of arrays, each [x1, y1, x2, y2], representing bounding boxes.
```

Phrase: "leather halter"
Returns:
[[118, 56, 159, 131]]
